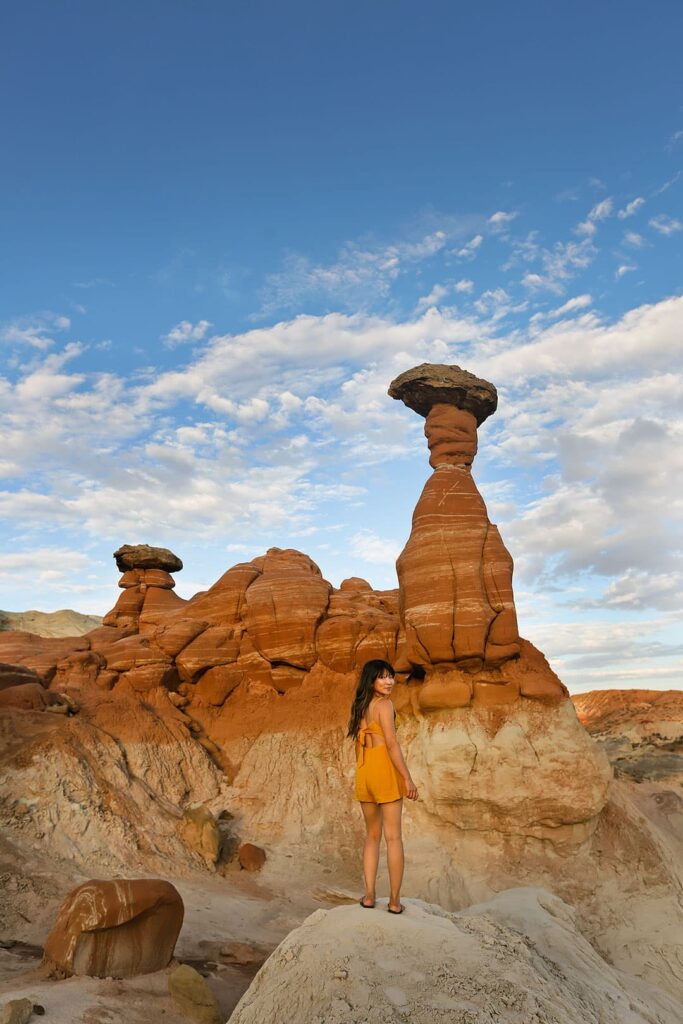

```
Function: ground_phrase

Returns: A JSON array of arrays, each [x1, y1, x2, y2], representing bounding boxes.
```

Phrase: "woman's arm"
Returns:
[[376, 698, 418, 800]]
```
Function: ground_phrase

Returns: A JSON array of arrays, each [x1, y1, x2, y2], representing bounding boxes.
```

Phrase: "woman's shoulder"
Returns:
[[373, 695, 394, 717]]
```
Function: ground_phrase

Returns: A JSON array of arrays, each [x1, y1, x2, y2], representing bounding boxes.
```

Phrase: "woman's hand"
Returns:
[[403, 775, 418, 801]]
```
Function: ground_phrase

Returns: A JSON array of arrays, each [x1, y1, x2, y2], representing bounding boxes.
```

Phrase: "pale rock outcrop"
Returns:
[[43, 878, 183, 978], [405, 699, 611, 839], [180, 804, 220, 868], [168, 963, 221, 1024], [0, 689, 224, 873], [230, 888, 682, 1024]]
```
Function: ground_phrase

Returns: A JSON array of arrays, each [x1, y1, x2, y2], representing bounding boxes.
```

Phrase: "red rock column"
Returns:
[[389, 364, 520, 677]]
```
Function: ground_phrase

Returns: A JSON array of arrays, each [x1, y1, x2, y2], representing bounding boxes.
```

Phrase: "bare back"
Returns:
[[359, 695, 393, 749]]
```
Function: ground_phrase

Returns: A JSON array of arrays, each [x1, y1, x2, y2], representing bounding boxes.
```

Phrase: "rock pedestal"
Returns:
[[390, 363, 522, 681], [103, 545, 186, 630]]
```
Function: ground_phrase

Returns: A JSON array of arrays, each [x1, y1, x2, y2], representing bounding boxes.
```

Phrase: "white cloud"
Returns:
[[653, 170, 682, 195], [487, 210, 518, 231], [257, 230, 448, 316], [649, 214, 683, 236], [575, 219, 597, 238], [481, 294, 683, 382], [1, 313, 71, 351], [617, 197, 645, 219], [453, 234, 483, 260], [548, 294, 592, 318], [622, 231, 645, 248], [615, 264, 636, 279], [454, 278, 474, 293], [575, 197, 614, 238], [666, 129, 683, 151], [0, 548, 95, 590], [350, 529, 401, 565], [588, 197, 613, 221], [415, 284, 449, 311], [521, 272, 563, 295], [162, 319, 213, 348]]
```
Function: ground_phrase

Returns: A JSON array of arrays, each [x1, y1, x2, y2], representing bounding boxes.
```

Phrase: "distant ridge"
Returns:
[[0, 608, 103, 638]]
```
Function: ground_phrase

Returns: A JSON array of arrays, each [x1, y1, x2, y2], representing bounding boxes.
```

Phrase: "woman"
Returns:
[[348, 659, 418, 914]]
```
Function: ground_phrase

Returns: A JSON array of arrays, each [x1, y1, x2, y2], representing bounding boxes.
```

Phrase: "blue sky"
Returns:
[[1, 1, 682, 692]]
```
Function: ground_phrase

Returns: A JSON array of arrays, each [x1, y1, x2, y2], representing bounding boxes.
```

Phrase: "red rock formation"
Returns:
[[390, 365, 521, 680], [43, 878, 183, 978]]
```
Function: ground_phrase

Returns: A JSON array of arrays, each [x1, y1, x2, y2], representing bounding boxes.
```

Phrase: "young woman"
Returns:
[[348, 659, 418, 914]]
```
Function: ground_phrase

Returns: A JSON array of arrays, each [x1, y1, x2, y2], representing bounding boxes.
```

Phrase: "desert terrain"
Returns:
[[0, 365, 681, 1023]]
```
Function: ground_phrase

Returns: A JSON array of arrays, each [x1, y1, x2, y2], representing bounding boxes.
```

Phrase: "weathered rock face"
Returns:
[[43, 878, 184, 978], [243, 549, 331, 670], [407, 700, 611, 838]]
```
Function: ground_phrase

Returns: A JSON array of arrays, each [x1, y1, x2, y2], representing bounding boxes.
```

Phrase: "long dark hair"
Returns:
[[347, 659, 395, 739]]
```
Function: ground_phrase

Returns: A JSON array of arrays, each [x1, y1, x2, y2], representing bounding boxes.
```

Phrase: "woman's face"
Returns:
[[373, 670, 395, 696]]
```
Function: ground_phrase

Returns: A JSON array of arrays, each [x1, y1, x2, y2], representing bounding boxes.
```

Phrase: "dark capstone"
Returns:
[[388, 363, 498, 424], [113, 544, 183, 573]]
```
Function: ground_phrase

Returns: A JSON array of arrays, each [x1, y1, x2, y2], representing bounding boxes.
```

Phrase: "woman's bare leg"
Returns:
[[360, 801, 382, 905], [381, 800, 404, 911]]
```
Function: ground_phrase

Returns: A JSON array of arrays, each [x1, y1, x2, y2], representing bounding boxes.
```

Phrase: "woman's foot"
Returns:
[[359, 894, 376, 908], [388, 901, 403, 914]]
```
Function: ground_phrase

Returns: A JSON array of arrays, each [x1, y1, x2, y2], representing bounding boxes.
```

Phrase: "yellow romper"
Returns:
[[354, 719, 404, 803]]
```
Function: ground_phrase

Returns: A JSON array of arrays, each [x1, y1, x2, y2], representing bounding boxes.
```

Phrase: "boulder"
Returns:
[[1, 999, 34, 1024], [180, 804, 220, 867], [238, 842, 266, 872], [43, 878, 184, 978], [168, 963, 221, 1024], [113, 544, 183, 573], [388, 361, 498, 424]]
